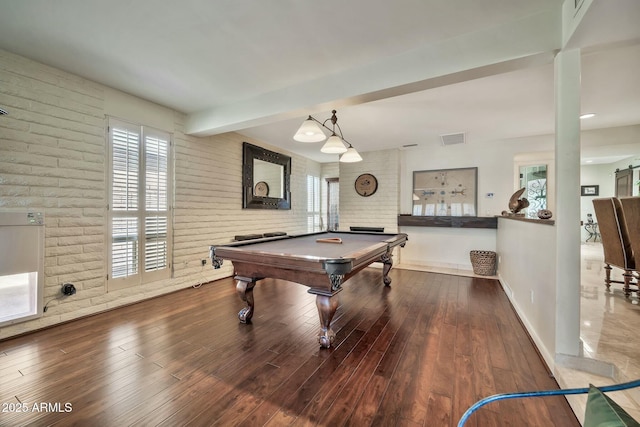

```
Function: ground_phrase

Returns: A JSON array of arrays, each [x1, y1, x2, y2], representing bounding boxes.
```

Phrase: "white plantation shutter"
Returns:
[[110, 123, 140, 281], [145, 215, 167, 272], [111, 126, 139, 211], [144, 131, 169, 273], [108, 118, 172, 289], [327, 178, 339, 231], [111, 217, 138, 278], [145, 132, 168, 212], [307, 175, 321, 232]]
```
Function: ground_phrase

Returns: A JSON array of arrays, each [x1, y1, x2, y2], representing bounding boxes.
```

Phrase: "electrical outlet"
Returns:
[[201, 259, 207, 266], [530, 290, 534, 304]]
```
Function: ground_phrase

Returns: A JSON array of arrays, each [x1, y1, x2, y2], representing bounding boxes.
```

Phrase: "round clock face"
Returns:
[[355, 173, 378, 197], [254, 181, 269, 197]]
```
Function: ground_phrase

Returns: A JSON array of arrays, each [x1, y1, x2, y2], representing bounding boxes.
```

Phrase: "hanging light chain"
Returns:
[[312, 110, 353, 148]]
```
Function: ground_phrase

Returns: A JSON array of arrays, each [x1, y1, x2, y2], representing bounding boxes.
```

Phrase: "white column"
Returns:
[[554, 49, 582, 356]]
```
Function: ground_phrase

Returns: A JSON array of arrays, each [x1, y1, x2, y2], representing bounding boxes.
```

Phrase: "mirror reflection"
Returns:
[[253, 159, 283, 198], [242, 142, 291, 210]]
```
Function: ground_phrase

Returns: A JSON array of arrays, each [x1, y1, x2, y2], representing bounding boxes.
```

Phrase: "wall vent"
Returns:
[[440, 132, 465, 146]]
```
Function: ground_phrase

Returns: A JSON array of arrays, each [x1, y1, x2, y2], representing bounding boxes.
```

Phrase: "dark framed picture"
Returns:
[[581, 185, 599, 196]]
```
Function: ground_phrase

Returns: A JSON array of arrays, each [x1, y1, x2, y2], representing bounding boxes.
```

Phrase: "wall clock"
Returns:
[[355, 173, 378, 197], [254, 181, 269, 197]]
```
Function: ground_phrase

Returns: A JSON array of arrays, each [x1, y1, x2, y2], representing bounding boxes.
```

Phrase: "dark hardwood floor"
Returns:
[[0, 268, 579, 426]]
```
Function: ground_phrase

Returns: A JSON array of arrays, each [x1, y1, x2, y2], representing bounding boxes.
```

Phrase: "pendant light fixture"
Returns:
[[293, 117, 325, 142], [293, 110, 362, 162], [339, 145, 363, 162]]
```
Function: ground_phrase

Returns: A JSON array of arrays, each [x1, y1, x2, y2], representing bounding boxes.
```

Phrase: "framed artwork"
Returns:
[[581, 185, 599, 196], [412, 167, 477, 216]]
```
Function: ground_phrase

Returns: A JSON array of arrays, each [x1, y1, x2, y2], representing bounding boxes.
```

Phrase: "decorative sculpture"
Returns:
[[537, 209, 553, 219], [502, 187, 529, 216]]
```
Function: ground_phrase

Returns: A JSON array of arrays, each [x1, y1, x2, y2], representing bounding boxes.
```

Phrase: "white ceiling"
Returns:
[[0, 0, 639, 163]]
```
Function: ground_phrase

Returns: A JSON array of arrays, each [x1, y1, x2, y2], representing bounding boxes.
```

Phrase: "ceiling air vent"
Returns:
[[440, 132, 465, 146], [0, 107, 8, 116]]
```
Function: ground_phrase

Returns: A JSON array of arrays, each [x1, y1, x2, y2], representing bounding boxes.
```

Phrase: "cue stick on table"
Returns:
[[316, 237, 343, 244]]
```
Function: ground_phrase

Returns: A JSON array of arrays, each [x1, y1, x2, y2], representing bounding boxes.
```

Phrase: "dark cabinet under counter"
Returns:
[[397, 215, 497, 229]]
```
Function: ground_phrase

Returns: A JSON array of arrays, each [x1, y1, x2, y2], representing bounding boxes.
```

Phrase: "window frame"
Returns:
[[107, 117, 173, 291]]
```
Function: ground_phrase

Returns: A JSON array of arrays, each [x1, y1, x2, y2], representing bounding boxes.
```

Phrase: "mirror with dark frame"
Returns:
[[242, 142, 291, 209]]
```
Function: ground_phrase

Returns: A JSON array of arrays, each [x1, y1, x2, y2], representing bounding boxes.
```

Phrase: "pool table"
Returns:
[[210, 230, 408, 348]]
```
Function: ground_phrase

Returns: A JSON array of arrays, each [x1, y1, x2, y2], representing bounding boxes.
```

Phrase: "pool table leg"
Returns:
[[236, 276, 257, 323], [381, 250, 393, 286], [316, 294, 339, 348]]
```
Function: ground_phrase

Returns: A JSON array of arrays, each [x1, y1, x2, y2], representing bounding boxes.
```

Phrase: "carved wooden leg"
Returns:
[[381, 250, 393, 286], [316, 295, 339, 348], [604, 264, 612, 291], [623, 270, 633, 298], [236, 277, 257, 323]]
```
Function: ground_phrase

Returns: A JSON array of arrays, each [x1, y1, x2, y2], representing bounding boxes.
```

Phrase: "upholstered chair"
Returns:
[[592, 197, 637, 297], [620, 197, 640, 263]]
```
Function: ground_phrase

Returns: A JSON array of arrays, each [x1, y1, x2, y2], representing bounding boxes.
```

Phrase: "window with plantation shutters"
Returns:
[[108, 118, 172, 290], [307, 175, 321, 232], [327, 178, 339, 231]]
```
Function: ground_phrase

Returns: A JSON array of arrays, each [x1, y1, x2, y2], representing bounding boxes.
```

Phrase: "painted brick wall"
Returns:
[[339, 149, 400, 233], [0, 50, 314, 339]]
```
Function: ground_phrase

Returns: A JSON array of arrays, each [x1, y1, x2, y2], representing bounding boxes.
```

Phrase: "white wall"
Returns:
[[497, 217, 557, 367], [400, 135, 557, 217], [399, 227, 496, 272], [398, 135, 554, 271], [580, 163, 613, 241], [0, 49, 318, 339]]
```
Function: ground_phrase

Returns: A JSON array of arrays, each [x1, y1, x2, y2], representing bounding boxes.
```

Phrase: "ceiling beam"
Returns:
[[185, 9, 561, 136]]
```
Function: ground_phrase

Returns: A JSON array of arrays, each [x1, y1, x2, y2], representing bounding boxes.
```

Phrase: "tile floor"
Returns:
[[556, 242, 640, 423], [577, 242, 640, 380]]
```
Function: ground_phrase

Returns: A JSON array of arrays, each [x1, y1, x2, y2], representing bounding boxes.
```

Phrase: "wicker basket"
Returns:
[[470, 250, 497, 276]]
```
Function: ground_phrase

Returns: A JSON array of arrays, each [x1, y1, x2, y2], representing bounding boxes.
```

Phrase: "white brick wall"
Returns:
[[339, 149, 400, 233], [0, 50, 316, 339]]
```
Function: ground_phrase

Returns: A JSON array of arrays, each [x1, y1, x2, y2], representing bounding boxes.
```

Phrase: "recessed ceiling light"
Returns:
[[580, 113, 596, 119], [585, 160, 593, 163]]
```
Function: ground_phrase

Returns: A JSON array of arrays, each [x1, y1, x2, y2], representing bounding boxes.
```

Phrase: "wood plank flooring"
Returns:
[[0, 268, 580, 426]]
